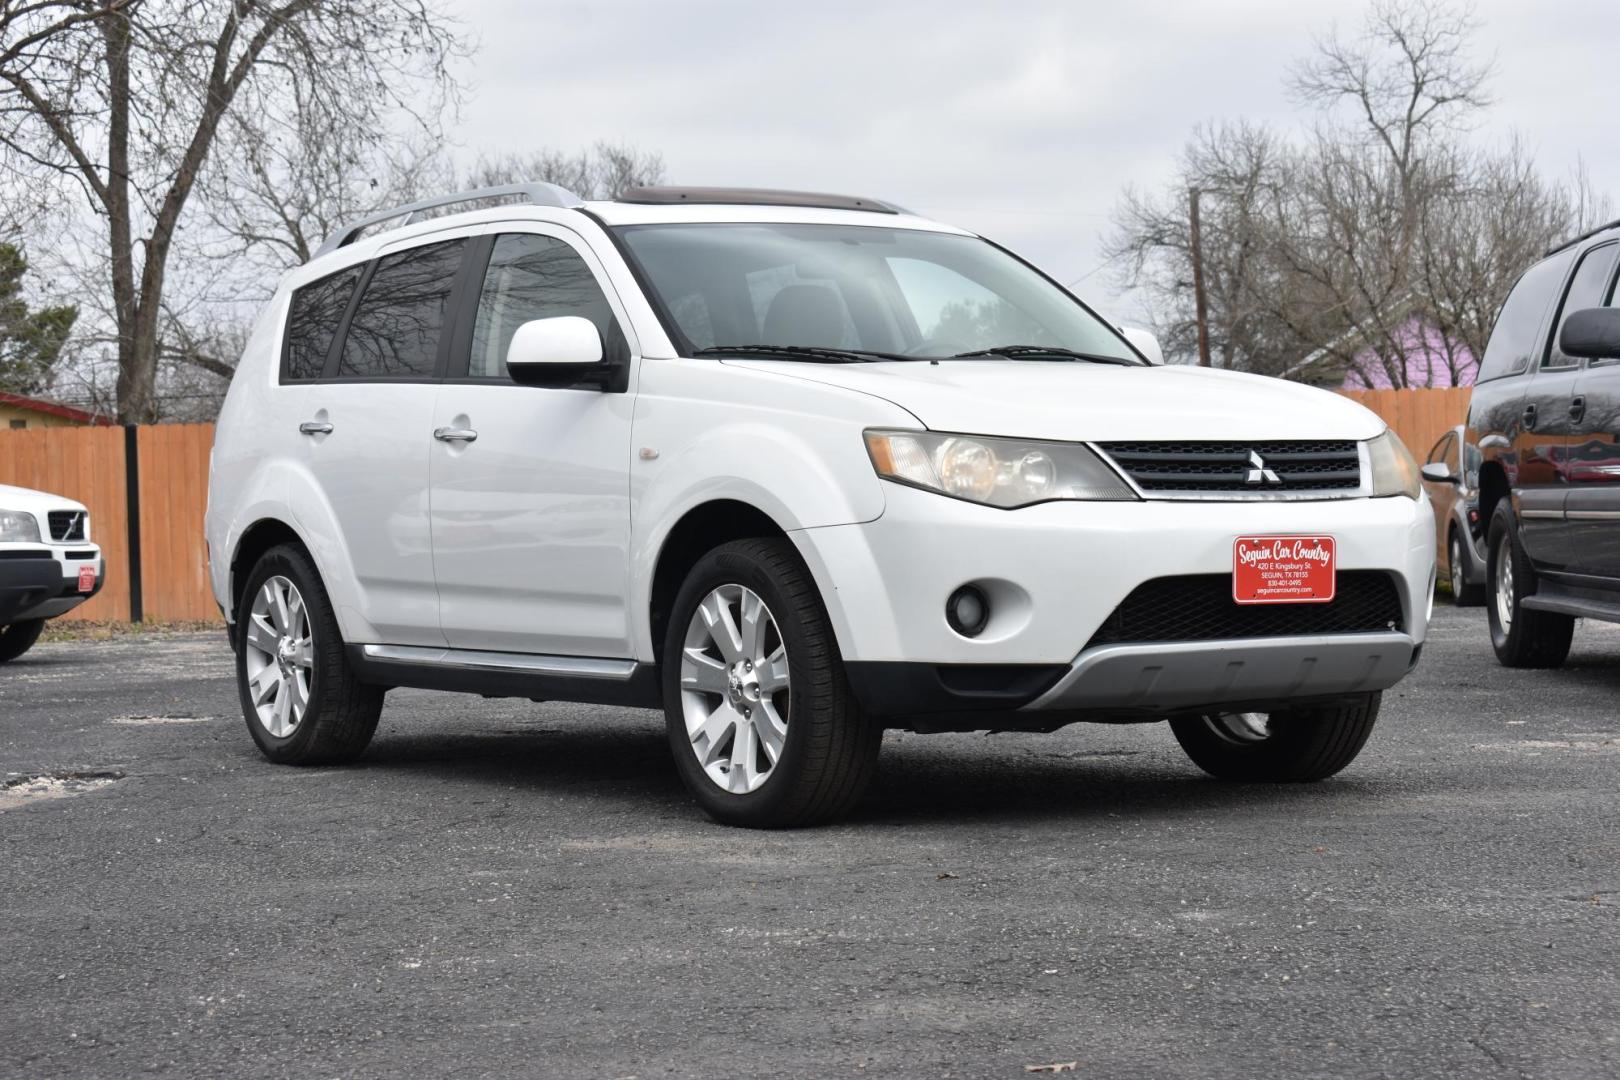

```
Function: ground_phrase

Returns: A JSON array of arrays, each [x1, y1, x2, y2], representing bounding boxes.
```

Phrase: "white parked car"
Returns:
[[205, 184, 1434, 827], [0, 483, 105, 662]]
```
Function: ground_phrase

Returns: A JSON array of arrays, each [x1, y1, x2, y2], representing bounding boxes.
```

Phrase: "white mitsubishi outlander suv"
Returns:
[[205, 184, 1434, 827]]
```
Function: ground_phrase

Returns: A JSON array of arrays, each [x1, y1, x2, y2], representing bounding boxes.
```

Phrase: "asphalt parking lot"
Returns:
[[2, 604, 1617, 1079]]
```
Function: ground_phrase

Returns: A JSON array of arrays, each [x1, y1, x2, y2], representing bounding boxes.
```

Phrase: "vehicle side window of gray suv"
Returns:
[[467, 233, 622, 380], [1587, 249, 1620, 369], [1543, 242, 1618, 370], [336, 238, 466, 380], [1477, 247, 1578, 382]]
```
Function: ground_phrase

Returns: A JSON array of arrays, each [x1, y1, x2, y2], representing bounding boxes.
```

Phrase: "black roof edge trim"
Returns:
[[1545, 217, 1620, 258]]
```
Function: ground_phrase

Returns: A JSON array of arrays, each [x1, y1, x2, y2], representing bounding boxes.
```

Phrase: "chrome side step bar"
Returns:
[[360, 644, 637, 680]]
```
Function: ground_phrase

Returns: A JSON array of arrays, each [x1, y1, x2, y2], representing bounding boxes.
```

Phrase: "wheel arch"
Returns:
[[647, 499, 791, 659], [1477, 462, 1511, 531], [229, 518, 312, 631]]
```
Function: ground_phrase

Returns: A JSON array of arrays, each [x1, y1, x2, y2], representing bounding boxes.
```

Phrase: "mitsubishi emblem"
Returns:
[[1246, 450, 1281, 485]]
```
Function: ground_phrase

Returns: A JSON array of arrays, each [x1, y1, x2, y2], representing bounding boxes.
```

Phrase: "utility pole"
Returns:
[[1188, 186, 1212, 367]]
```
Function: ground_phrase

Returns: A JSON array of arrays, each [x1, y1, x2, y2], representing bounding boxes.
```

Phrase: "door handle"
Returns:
[[299, 421, 333, 435], [433, 427, 478, 443], [1521, 403, 1538, 430], [1569, 395, 1586, 422]]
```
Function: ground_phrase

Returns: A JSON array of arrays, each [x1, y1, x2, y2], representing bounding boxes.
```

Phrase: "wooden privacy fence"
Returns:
[[1338, 387, 1471, 460], [0, 423, 217, 622], [0, 388, 1473, 625]]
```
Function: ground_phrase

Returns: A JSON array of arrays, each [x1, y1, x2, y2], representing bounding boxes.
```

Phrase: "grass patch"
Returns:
[[41, 619, 222, 642]]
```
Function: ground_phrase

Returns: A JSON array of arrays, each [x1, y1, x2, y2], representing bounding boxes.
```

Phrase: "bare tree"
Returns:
[[1105, 122, 1310, 375], [462, 142, 665, 200], [0, 1, 466, 421], [201, 124, 453, 276], [1108, 0, 1594, 387]]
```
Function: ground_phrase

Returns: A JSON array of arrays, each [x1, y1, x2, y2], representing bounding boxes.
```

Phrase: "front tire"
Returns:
[[236, 544, 383, 764], [1170, 693, 1382, 782], [662, 538, 880, 828], [1449, 530, 1485, 606], [0, 619, 45, 663], [1485, 501, 1573, 668]]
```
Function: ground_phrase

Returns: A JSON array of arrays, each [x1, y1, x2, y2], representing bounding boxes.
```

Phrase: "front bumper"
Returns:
[[0, 555, 63, 623], [794, 483, 1434, 720], [1, 546, 104, 622]]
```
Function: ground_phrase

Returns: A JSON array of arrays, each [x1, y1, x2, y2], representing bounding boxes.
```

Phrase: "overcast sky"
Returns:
[[449, 0, 1618, 327]]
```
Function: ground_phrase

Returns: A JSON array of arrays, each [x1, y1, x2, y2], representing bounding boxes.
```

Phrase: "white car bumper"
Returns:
[[793, 483, 1434, 722]]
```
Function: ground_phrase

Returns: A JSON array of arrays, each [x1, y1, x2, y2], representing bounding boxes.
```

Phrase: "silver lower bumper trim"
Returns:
[[1024, 632, 1416, 713]]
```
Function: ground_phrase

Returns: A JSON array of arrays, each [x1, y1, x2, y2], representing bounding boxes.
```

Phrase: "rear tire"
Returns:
[[1485, 501, 1573, 668], [1170, 693, 1382, 782], [236, 544, 383, 764], [0, 619, 45, 663], [1448, 531, 1485, 607], [662, 538, 881, 828]]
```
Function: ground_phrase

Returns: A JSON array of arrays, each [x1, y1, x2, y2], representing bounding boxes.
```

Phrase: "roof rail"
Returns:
[[1545, 216, 1620, 258], [615, 186, 907, 215], [313, 181, 584, 258]]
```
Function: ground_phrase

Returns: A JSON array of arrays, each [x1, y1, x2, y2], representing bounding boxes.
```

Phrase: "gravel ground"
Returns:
[[1, 604, 1617, 1079]]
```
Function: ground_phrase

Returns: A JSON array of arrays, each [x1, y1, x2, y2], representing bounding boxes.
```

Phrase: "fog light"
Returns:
[[946, 585, 990, 637]]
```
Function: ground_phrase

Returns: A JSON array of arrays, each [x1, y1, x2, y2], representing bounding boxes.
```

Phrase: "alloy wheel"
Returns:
[[1203, 711, 1272, 744], [1494, 532, 1515, 632], [679, 584, 791, 794], [243, 575, 314, 738], [1449, 536, 1465, 598]]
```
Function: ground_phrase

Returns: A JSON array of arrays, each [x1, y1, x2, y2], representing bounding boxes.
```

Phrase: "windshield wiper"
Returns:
[[694, 344, 919, 364], [949, 345, 1139, 366]]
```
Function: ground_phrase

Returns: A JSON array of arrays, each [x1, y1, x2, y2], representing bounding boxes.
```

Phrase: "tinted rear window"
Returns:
[[1477, 249, 1577, 382], [282, 265, 362, 381], [337, 239, 466, 379]]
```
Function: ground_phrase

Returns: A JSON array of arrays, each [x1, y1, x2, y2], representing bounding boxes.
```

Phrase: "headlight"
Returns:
[[1366, 430, 1421, 499], [864, 430, 1137, 508], [0, 508, 42, 543]]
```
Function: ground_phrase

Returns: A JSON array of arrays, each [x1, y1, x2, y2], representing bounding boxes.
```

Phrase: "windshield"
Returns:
[[612, 222, 1142, 363]]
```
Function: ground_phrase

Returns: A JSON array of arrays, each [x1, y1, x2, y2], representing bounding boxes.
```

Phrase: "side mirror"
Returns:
[[1420, 462, 1456, 484], [506, 316, 607, 387], [1119, 326, 1163, 365], [1559, 307, 1620, 360]]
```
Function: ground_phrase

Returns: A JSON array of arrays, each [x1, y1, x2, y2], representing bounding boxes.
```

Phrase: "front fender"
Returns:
[[629, 421, 888, 660], [628, 359, 918, 660]]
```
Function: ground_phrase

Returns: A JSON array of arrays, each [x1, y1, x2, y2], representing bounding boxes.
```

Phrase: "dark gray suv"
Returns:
[[1465, 218, 1620, 666]]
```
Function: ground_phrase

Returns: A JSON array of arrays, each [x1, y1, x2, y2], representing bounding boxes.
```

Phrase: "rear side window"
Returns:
[[468, 233, 620, 380], [1544, 243, 1619, 369], [282, 265, 362, 381], [338, 239, 466, 379], [1477, 249, 1576, 382]]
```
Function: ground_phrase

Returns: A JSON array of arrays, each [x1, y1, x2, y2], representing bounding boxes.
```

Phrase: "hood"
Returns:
[[0, 483, 86, 513], [721, 359, 1385, 442]]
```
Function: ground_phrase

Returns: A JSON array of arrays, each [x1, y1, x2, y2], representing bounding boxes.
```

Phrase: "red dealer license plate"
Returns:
[[78, 566, 96, 593], [1233, 535, 1336, 605]]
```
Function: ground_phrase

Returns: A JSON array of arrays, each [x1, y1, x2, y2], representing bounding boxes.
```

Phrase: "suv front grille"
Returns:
[[1097, 440, 1361, 496], [48, 510, 86, 541], [1087, 572, 1404, 648]]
